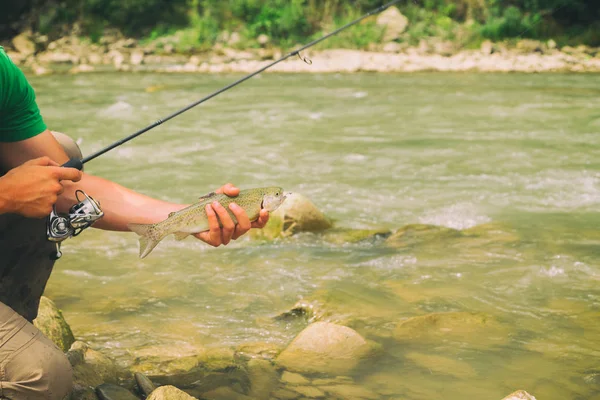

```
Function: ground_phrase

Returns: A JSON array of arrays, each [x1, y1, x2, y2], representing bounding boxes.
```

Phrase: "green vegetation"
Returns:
[[2, 0, 599, 49]]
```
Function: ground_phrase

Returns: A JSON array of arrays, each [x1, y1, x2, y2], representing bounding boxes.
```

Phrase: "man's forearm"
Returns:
[[58, 174, 184, 231]]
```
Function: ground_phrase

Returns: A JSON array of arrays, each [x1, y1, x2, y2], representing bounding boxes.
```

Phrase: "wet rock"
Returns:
[[272, 388, 298, 399], [95, 384, 139, 400], [200, 387, 251, 400], [235, 342, 282, 361], [393, 312, 508, 347], [33, 296, 75, 352], [247, 359, 279, 399], [289, 386, 324, 398], [312, 376, 353, 386], [322, 228, 391, 245], [276, 322, 373, 375], [134, 372, 156, 397], [281, 372, 310, 385], [501, 390, 537, 400], [12, 32, 36, 56], [385, 224, 462, 248], [254, 193, 332, 240], [146, 385, 196, 400], [319, 384, 378, 399], [376, 7, 408, 42], [68, 341, 121, 389], [405, 352, 476, 379]]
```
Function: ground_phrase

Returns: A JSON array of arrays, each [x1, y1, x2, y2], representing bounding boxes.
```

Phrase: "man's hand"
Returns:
[[0, 156, 82, 218], [194, 183, 270, 247]]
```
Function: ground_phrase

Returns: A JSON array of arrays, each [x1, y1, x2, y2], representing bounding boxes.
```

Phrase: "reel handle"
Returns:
[[61, 158, 83, 170]]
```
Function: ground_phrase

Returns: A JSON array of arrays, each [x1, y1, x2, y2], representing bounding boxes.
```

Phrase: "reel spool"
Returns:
[[47, 190, 104, 259]]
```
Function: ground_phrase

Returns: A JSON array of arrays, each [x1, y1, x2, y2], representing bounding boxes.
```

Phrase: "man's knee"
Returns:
[[0, 319, 73, 400], [50, 131, 83, 171]]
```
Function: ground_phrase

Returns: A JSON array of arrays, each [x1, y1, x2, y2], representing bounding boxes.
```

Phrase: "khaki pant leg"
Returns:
[[0, 302, 72, 400]]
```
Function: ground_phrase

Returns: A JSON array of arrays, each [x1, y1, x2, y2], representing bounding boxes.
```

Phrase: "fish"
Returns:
[[128, 187, 287, 258]]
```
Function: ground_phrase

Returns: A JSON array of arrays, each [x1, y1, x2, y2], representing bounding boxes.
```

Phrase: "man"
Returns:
[[0, 46, 269, 399]]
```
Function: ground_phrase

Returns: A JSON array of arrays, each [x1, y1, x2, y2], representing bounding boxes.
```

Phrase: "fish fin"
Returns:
[[168, 212, 176, 217], [174, 232, 190, 241], [128, 223, 162, 259], [199, 191, 217, 201]]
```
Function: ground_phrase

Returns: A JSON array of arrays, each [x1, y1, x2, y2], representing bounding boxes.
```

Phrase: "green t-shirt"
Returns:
[[0, 46, 47, 142]]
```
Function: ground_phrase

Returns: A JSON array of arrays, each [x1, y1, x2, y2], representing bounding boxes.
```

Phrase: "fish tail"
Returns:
[[128, 223, 165, 259]]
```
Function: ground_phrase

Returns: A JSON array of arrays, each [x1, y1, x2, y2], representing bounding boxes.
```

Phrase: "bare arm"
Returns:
[[0, 130, 268, 245]]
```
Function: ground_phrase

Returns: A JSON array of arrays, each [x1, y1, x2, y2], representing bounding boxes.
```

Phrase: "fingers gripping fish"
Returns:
[[128, 187, 287, 258]]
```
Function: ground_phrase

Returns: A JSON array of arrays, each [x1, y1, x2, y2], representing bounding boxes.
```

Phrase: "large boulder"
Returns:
[[33, 296, 75, 352], [68, 341, 122, 391], [276, 322, 373, 375], [12, 32, 36, 56], [375, 7, 409, 42], [253, 193, 332, 240]]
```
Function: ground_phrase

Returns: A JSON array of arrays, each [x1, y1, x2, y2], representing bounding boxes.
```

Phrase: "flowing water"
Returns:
[[30, 71, 600, 399]]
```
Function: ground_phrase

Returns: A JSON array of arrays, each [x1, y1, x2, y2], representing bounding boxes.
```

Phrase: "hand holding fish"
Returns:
[[193, 183, 270, 247]]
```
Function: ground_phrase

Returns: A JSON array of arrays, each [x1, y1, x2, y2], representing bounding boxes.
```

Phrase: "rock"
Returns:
[[289, 386, 324, 398], [235, 342, 282, 361], [228, 32, 241, 46], [547, 39, 557, 50], [95, 384, 139, 400], [69, 64, 95, 74], [146, 385, 196, 400], [393, 312, 509, 347], [12, 32, 36, 56], [322, 228, 391, 245], [68, 341, 121, 389], [312, 377, 353, 386], [253, 193, 332, 240], [481, 40, 494, 55], [163, 44, 174, 54], [5, 51, 25, 65], [434, 40, 456, 57], [382, 42, 403, 53], [69, 383, 99, 400], [271, 388, 298, 399], [375, 7, 409, 42], [88, 53, 103, 64], [200, 387, 251, 400], [188, 55, 202, 66], [385, 224, 462, 248], [281, 371, 310, 385], [107, 50, 125, 68], [33, 296, 75, 352], [404, 352, 476, 379], [247, 359, 279, 399], [516, 39, 545, 54], [501, 390, 537, 400], [32, 63, 51, 76], [130, 50, 144, 66], [37, 51, 77, 64], [134, 372, 156, 397], [276, 322, 373, 375], [257, 34, 270, 46], [319, 384, 378, 399]]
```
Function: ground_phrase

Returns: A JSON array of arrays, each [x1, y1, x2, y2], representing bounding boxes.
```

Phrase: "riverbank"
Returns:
[[4, 31, 600, 75]]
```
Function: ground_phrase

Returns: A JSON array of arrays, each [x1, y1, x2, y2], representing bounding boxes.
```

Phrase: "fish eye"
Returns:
[[276, 192, 279, 196]]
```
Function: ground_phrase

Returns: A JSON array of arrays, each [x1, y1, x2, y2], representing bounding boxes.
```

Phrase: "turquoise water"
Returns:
[[30, 71, 600, 399]]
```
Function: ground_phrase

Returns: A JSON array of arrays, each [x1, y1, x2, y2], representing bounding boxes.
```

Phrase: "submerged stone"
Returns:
[[404, 352, 477, 379], [289, 386, 325, 398], [501, 390, 537, 400], [385, 224, 463, 248], [247, 359, 279, 399], [276, 322, 373, 375], [134, 372, 156, 397], [393, 311, 508, 347], [200, 387, 252, 400], [33, 296, 75, 352], [322, 228, 391, 245], [95, 384, 139, 400], [319, 384, 379, 400], [146, 385, 197, 400], [235, 342, 282, 361], [281, 371, 310, 385]]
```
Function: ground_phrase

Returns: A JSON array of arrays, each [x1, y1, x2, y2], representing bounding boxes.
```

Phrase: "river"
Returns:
[[31, 71, 600, 399]]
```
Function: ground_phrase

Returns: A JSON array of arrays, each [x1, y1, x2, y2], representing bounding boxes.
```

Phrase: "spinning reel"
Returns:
[[47, 190, 104, 260]]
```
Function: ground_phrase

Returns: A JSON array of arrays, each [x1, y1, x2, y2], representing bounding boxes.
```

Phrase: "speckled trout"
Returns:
[[128, 187, 287, 258]]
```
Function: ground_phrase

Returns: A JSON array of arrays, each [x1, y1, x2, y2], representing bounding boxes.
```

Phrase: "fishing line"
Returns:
[[62, 0, 402, 170]]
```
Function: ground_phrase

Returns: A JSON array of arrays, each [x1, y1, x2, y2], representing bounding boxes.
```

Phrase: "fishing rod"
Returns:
[[48, 0, 402, 258]]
